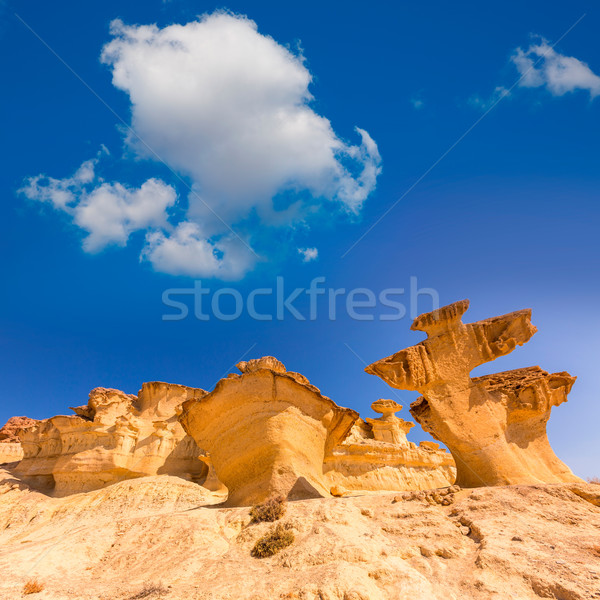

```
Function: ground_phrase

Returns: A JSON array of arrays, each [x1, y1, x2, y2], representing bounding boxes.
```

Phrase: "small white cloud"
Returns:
[[468, 86, 511, 111], [298, 247, 318, 262], [142, 222, 256, 280], [20, 153, 176, 252], [512, 38, 600, 98], [20, 153, 103, 210], [74, 178, 176, 252], [410, 97, 424, 110]]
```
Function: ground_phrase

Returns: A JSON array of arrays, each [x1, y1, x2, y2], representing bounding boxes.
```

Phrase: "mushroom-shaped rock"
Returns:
[[366, 399, 414, 446], [323, 416, 456, 493], [371, 399, 402, 419], [366, 300, 583, 487], [179, 357, 359, 506]]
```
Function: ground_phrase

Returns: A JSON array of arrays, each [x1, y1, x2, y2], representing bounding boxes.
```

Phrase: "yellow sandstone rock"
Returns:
[[2, 464, 598, 600], [324, 400, 456, 493], [366, 300, 582, 487], [179, 356, 359, 506], [0, 417, 36, 464], [15, 383, 209, 495]]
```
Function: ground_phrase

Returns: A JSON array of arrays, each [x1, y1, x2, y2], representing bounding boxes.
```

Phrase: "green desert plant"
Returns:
[[249, 495, 287, 523], [251, 523, 295, 558]]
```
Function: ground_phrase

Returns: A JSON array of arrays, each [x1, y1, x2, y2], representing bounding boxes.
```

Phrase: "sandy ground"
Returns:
[[0, 465, 599, 600]]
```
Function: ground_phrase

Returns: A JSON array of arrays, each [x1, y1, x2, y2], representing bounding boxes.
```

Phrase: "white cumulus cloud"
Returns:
[[74, 178, 176, 252], [101, 14, 380, 218], [20, 152, 176, 252], [142, 222, 255, 280], [512, 39, 600, 98], [298, 247, 318, 262], [22, 12, 381, 279]]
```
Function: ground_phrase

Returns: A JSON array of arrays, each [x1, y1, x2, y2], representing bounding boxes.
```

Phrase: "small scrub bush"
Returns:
[[251, 523, 295, 558], [22, 579, 45, 595], [588, 477, 600, 485], [249, 495, 286, 523], [127, 583, 169, 599]]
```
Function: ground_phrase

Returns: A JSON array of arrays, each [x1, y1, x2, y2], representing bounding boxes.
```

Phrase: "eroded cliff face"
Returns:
[[366, 300, 582, 487], [0, 417, 37, 465], [5, 363, 458, 504], [324, 401, 456, 493], [15, 383, 209, 496], [4, 309, 584, 504], [180, 357, 360, 506]]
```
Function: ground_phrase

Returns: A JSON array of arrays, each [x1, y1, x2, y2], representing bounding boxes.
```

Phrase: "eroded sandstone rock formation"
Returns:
[[366, 300, 582, 487], [16, 383, 209, 495], [180, 356, 359, 506], [0, 417, 36, 464], [324, 400, 456, 492]]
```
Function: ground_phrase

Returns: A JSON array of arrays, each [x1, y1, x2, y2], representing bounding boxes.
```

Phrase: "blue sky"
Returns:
[[1, 0, 598, 478]]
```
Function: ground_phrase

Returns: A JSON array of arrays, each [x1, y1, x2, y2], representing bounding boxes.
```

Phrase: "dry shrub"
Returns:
[[127, 582, 169, 599], [249, 495, 286, 523], [251, 523, 295, 558], [22, 579, 45, 595], [588, 477, 600, 485]]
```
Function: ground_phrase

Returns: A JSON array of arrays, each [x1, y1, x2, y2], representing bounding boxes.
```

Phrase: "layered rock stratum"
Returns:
[[324, 401, 456, 493], [3, 358, 458, 504], [0, 466, 598, 600], [14, 383, 208, 496], [0, 416, 36, 465]]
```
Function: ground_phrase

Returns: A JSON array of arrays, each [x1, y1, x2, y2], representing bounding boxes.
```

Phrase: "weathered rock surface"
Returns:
[[180, 356, 359, 506], [15, 383, 209, 495], [324, 400, 456, 493], [366, 300, 583, 487], [0, 417, 37, 464], [0, 416, 37, 442], [0, 466, 598, 600], [0, 443, 23, 465]]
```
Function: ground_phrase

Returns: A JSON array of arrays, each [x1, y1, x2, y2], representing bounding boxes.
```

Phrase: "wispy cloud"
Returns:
[[410, 95, 424, 110], [469, 86, 511, 111], [21, 12, 381, 280], [469, 36, 599, 113], [512, 37, 600, 98]]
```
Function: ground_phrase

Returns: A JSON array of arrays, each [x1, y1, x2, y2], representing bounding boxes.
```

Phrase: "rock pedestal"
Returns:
[[179, 357, 359, 506], [366, 300, 582, 487], [324, 403, 456, 493], [366, 399, 414, 446]]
